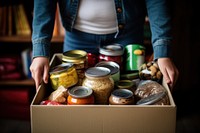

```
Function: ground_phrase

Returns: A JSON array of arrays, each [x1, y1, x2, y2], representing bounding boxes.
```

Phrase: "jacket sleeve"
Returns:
[[145, 0, 173, 60], [31, 0, 58, 58]]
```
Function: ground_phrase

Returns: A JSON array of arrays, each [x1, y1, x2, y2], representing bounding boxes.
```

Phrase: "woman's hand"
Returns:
[[157, 58, 179, 91], [30, 57, 50, 90]]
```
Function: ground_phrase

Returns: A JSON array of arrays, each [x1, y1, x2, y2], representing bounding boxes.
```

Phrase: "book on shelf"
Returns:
[[0, 4, 31, 36], [21, 48, 32, 79], [0, 55, 23, 80], [0, 88, 30, 105]]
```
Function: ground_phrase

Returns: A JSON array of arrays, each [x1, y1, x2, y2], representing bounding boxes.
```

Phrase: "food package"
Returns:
[[48, 85, 68, 103]]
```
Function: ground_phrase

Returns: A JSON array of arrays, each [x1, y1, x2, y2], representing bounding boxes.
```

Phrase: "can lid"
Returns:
[[111, 89, 133, 99], [62, 50, 87, 61], [99, 44, 124, 56], [136, 91, 167, 105], [95, 61, 119, 75], [49, 63, 74, 74], [85, 67, 111, 77], [68, 86, 93, 98], [116, 80, 134, 89]]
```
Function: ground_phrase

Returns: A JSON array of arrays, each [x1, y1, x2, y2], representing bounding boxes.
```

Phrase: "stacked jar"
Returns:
[[62, 50, 87, 85], [99, 44, 124, 71]]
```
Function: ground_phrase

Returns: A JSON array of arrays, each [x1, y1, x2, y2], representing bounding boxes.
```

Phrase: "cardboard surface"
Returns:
[[30, 53, 176, 133]]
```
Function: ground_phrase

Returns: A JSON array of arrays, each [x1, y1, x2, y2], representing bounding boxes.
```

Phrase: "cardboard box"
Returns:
[[30, 53, 176, 133]]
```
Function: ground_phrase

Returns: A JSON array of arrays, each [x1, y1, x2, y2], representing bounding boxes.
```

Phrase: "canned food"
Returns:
[[49, 63, 78, 90], [82, 67, 114, 104], [62, 50, 87, 69], [109, 89, 135, 105], [99, 44, 124, 71], [67, 86, 94, 105], [124, 44, 145, 71], [62, 50, 87, 85], [136, 91, 170, 105], [115, 80, 136, 92], [95, 61, 120, 82]]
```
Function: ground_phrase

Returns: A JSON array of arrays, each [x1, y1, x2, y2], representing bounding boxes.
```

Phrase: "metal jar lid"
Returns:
[[68, 86, 93, 98], [136, 91, 167, 105], [115, 80, 134, 89], [99, 44, 124, 56], [62, 50, 87, 61], [49, 63, 74, 74], [95, 61, 119, 75], [111, 89, 133, 99], [85, 67, 111, 77]]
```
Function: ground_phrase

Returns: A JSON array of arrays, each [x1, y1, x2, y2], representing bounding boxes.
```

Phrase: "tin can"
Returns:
[[136, 91, 170, 105], [109, 89, 135, 105], [99, 44, 124, 71], [49, 63, 78, 90], [82, 67, 114, 104], [95, 61, 120, 82], [124, 44, 145, 71], [67, 86, 94, 105], [62, 50, 87, 85]]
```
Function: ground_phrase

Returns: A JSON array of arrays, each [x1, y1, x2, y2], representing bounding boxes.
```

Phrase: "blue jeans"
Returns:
[[63, 29, 143, 54]]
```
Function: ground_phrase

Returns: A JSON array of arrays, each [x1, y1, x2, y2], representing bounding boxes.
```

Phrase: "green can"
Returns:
[[124, 44, 145, 71]]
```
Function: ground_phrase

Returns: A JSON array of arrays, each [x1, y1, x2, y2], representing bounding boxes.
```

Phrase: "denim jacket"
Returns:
[[32, 0, 172, 60]]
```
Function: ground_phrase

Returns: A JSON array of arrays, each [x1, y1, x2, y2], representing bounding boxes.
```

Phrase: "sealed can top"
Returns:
[[136, 91, 167, 105], [68, 86, 93, 98], [95, 61, 119, 75], [115, 80, 134, 89], [85, 67, 111, 77], [49, 63, 74, 74], [99, 44, 124, 56], [62, 50, 87, 61], [111, 89, 133, 99]]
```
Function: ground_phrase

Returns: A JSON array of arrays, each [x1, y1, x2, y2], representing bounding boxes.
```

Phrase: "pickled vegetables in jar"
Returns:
[[49, 63, 78, 90]]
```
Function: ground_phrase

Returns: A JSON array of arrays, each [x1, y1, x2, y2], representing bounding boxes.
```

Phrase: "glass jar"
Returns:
[[115, 80, 136, 92], [95, 61, 120, 83], [82, 67, 114, 104], [49, 63, 78, 90], [109, 89, 135, 105], [62, 50, 87, 85], [67, 86, 94, 105], [99, 44, 124, 71]]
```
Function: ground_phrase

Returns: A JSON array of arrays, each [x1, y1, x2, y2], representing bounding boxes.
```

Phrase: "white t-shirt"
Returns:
[[74, 0, 118, 34]]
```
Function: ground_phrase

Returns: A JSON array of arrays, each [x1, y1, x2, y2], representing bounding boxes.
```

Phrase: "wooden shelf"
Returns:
[[0, 79, 35, 86], [0, 35, 64, 43]]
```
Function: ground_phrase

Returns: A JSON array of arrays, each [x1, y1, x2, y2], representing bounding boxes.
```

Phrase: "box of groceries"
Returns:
[[31, 48, 176, 133]]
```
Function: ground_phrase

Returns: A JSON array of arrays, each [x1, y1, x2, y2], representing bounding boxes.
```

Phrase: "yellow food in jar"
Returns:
[[50, 63, 78, 90]]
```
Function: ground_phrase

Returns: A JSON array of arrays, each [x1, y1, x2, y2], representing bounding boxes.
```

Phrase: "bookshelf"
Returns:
[[0, 1, 64, 120]]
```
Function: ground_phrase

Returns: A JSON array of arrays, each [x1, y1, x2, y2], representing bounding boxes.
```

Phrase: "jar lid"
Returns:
[[111, 89, 133, 99], [120, 71, 139, 80], [136, 91, 167, 105], [49, 63, 74, 74], [99, 44, 124, 56], [85, 67, 111, 77], [62, 50, 87, 61], [115, 80, 134, 89], [95, 61, 119, 75], [68, 86, 93, 98]]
